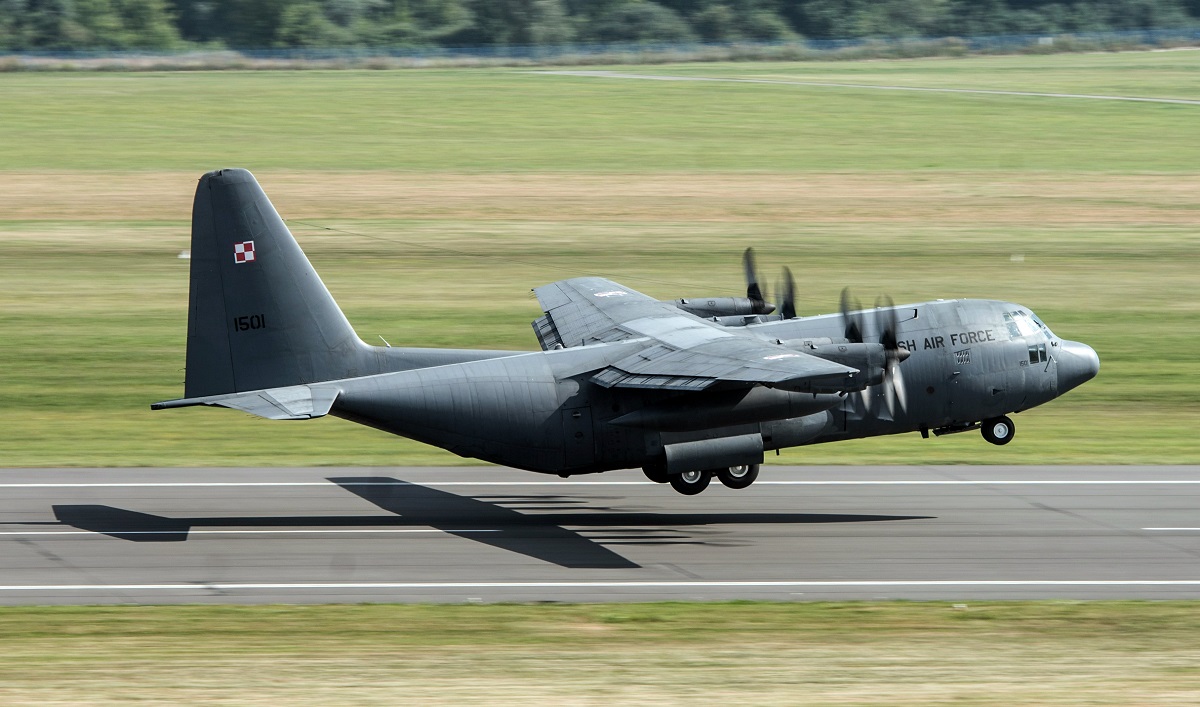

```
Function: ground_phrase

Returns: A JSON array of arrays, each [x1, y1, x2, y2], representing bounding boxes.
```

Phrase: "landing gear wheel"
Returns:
[[642, 465, 670, 484], [669, 469, 711, 495], [716, 464, 759, 490], [981, 416, 1015, 446]]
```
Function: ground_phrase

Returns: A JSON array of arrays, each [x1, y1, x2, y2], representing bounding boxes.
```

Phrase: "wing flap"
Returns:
[[531, 314, 564, 351], [591, 368, 715, 391]]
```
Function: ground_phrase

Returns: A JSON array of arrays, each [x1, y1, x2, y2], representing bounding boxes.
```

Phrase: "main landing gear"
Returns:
[[670, 469, 711, 495], [981, 415, 1015, 445], [644, 465, 762, 495], [716, 464, 759, 489]]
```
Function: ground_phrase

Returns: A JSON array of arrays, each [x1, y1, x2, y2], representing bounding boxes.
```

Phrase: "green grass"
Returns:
[[1, 602, 1199, 705], [661, 50, 1200, 98], [0, 50, 1197, 466], [2, 53, 1200, 172]]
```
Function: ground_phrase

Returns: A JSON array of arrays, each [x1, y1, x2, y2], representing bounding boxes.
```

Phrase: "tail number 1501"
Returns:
[[233, 314, 267, 332]]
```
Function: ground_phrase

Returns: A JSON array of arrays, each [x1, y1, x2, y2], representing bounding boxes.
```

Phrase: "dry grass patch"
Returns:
[[3, 170, 1199, 225]]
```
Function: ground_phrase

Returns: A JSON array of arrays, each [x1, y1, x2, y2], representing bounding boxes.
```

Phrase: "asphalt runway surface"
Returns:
[[3, 465, 1200, 605]]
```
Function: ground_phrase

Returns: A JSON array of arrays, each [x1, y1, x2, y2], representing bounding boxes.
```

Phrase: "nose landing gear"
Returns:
[[981, 416, 1015, 445]]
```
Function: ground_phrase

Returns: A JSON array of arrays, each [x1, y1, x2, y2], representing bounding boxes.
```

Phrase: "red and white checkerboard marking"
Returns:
[[233, 241, 256, 264]]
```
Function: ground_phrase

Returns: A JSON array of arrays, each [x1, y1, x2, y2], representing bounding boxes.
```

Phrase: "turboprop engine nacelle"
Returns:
[[672, 297, 774, 318], [777, 339, 902, 391]]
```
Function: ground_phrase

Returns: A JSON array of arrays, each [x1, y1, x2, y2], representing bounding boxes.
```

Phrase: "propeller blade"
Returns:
[[743, 247, 768, 313], [840, 287, 863, 343], [891, 362, 908, 415], [872, 295, 907, 417], [859, 387, 873, 414], [876, 295, 898, 351], [780, 266, 796, 320]]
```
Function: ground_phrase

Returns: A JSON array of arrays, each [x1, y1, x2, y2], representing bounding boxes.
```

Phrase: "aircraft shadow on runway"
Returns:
[[49, 477, 931, 569]]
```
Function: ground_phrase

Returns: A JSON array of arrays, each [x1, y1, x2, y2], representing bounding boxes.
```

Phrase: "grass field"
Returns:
[[3, 54, 1200, 172], [2, 602, 1199, 705], [0, 51, 1197, 466]]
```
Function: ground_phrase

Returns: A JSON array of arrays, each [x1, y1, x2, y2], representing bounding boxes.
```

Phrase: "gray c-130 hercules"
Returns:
[[153, 169, 1099, 495]]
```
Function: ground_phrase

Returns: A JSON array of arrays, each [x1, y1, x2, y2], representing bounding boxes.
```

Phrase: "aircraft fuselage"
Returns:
[[332, 298, 1098, 476]]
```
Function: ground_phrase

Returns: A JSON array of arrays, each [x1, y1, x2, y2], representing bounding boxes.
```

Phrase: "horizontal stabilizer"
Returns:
[[151, 384, 340, 420]]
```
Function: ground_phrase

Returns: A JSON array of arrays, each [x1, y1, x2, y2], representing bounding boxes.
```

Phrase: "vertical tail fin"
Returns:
[[184, 169, 366, 397]]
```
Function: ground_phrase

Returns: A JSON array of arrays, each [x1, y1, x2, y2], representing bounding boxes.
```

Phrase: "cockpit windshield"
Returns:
[[1004, 310, 1052, 339], [1029, 313, 1054, 337]]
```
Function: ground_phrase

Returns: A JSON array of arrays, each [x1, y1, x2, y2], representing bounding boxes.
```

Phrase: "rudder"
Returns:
[[184, 169, 366, 397]]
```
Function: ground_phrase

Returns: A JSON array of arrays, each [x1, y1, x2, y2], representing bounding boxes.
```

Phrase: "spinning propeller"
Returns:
[[733, 249, 909, 412], [840, 288, 909, 417], [742, 248, 797, 320], [778, 266, 796, 320], [741, 248, 775, 315]]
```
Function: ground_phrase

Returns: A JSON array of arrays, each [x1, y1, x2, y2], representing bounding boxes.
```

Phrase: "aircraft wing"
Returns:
[[534, 277, 857, 392], [533, 277, 675, 349]]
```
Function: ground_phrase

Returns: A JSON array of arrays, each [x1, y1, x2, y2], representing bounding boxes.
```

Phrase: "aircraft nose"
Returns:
[[1057, 340, 1099, 395]]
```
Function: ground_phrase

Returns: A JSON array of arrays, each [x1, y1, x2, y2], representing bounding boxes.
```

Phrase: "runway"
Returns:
[[3, 465, 1200, 605]]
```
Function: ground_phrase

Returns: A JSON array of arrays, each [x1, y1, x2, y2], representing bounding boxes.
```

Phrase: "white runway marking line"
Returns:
[[4, 480, 1200, 488], [0, 529, 498, 537], [537, 70, 1200, 106], [3, 580, 1200, 592]]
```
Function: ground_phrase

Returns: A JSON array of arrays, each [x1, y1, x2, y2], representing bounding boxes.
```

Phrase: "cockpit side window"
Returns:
[[1028, 343, 1048, 364]]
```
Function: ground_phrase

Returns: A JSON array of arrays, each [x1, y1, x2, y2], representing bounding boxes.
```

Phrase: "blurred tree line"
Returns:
[[2, 0, 1198, 51]]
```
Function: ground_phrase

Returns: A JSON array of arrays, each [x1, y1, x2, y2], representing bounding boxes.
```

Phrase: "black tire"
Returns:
[[716, 464, 760, 490], [669, 469, 711, 495], [981, 416, 1015, 446], [642, 465, 670, 484]]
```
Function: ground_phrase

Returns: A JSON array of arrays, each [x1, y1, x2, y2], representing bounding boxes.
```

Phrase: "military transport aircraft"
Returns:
[[153, 169, 1099, 495]]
